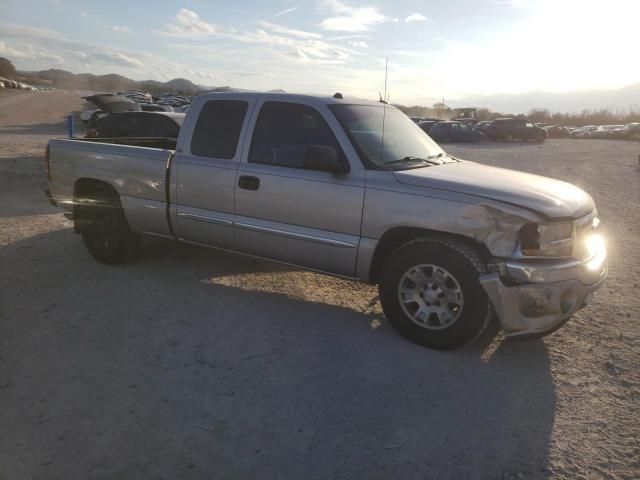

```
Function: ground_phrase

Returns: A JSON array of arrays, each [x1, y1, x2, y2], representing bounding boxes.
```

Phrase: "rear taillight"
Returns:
[[44, 144, 51, 180]]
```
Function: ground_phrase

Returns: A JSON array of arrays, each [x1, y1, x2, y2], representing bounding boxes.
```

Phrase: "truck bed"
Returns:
[[47, 138, 175, 237]]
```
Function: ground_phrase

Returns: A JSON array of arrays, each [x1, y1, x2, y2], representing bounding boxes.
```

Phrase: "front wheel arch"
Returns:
[[368, 227, 491, 284]]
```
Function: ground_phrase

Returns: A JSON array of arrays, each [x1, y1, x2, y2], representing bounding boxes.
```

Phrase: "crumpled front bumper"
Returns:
[[479, 251, 607, 338]]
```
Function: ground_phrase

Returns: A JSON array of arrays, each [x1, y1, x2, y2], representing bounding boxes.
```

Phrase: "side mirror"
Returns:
[[303, 145, 349, 174]]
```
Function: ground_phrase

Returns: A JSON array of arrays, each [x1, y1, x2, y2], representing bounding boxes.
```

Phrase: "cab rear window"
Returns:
[[191, 100, 248, 159]]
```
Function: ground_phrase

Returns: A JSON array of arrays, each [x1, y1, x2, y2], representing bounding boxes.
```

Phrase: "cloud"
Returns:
[[0, 23, 62, 40], [80, 11, 89, 18], [0, 40, 65, 65], [112, 26, 131, 33], [405, 13, 428, 23], [273, 6, 298, 18], [91, 51, 142, 68], [493, 0, 534, 7], [347, 40, 368, 48], [163, 8, 215, 36], [259, 21, 322, 39], [328, 33, 369, 40], [69, 50, 143, 68], [0, 21, 228, 85], [319, 0, 395, 32]]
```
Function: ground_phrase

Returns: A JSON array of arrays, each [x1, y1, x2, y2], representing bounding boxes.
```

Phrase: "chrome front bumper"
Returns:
[[479, 252, 608, 338]]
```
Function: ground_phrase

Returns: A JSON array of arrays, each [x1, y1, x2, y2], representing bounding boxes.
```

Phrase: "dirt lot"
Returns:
[[0, 90, 638, 480]]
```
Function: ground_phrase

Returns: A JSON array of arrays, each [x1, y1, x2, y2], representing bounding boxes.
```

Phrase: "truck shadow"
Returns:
[[0, 229, 555, 479]]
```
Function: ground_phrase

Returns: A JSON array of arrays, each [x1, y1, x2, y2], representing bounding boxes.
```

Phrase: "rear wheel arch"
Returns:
[[73, 178, 125, 233], [368, 227, 491, 284], [73, 178, 139, 264], [74, 178, 121, 206]]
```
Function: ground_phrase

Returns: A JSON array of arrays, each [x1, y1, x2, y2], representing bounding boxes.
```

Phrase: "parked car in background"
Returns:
[[570, 125, 599, 138], [428, 121, 485, 143], [418, 120, 438, 134], [544, 125, 570, 138], [474, 121, 493, 132], [590, 125, 624, 139], [139, 103, 174, 112], [119, 89, 153, 103], [96, 112, 184, 139], [81, 109, 101, 124], [484, 118, 547, 142], [610, 123, 640, 140], [84, 94, 142, 113]]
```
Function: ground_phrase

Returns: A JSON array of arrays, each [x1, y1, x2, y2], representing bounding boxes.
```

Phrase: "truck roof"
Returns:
[[194, 91, 386, 108]]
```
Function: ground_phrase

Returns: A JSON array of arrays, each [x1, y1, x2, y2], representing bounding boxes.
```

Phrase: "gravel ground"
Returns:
[[0, 90, 638, 480]]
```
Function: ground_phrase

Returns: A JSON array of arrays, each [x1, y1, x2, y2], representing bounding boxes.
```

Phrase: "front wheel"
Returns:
[[379, 237, 495, 350]]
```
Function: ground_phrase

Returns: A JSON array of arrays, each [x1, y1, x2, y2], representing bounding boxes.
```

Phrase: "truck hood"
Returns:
[[393, 160, 594, 219]]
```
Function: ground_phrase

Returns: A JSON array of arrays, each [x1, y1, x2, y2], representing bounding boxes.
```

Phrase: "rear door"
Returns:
[[172, 97, 255, 248], [234, 99, 365, 277]]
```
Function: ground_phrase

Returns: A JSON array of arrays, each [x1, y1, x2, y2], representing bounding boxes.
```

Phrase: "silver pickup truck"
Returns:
[[45, 92, 607, 350]]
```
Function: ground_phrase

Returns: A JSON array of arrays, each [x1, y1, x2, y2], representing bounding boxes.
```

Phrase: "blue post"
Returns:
[[67, 114, 74, 138]]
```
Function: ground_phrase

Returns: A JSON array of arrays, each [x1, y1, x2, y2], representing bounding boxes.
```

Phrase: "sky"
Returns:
[[1, 0, 639, 106]]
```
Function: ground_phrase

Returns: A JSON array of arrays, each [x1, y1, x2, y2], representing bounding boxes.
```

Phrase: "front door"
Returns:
[[234, 100, 365, 277]]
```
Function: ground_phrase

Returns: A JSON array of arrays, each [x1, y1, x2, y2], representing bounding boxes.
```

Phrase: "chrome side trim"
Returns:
[[177, 238, 360, 281], [142, 231, 176, 240], [177, 212, 233, 226], [235, 222, 356, 248]]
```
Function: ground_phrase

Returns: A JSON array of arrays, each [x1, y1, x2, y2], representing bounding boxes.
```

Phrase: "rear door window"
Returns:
[[191, 100, 248, 159]]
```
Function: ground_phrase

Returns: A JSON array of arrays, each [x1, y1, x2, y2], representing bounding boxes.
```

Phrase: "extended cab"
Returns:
[[45, 93, 607, 350]]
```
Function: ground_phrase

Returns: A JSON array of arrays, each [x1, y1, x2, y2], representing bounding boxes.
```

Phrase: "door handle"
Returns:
[[238, 175, 260, 191]]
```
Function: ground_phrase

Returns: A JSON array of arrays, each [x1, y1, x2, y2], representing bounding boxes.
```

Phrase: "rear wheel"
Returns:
[[77, 192, 140, 264], [379, 237, 495, 350]]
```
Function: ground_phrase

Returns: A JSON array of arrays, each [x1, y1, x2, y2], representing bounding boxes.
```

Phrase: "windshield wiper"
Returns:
[[383, 156, 439, 167], [426, 152, 451, 163]]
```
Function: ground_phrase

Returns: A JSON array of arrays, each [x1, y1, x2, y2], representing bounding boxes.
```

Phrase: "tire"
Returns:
[[378, 237, 495, 350], [77, 192, 140, 264]]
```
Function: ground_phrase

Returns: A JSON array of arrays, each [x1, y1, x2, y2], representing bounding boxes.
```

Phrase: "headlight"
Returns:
[[518, 221, 574, 257], [584, 234, 607, 271]]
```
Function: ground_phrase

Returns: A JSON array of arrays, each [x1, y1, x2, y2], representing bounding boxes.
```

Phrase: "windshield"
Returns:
[[330, 104, 448, 169]]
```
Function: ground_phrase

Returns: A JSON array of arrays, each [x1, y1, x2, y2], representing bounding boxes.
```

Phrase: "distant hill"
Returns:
[[17, 68, 206, 95]]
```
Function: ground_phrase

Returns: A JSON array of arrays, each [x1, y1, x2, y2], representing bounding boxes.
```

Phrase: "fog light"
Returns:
[[584, 234, 606, 271]]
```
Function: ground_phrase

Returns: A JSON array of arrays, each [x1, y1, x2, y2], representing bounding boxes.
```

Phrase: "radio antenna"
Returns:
[[384, 57, 389, 103], [379, 57, 389, 164], [379, 59, 389, 104]]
